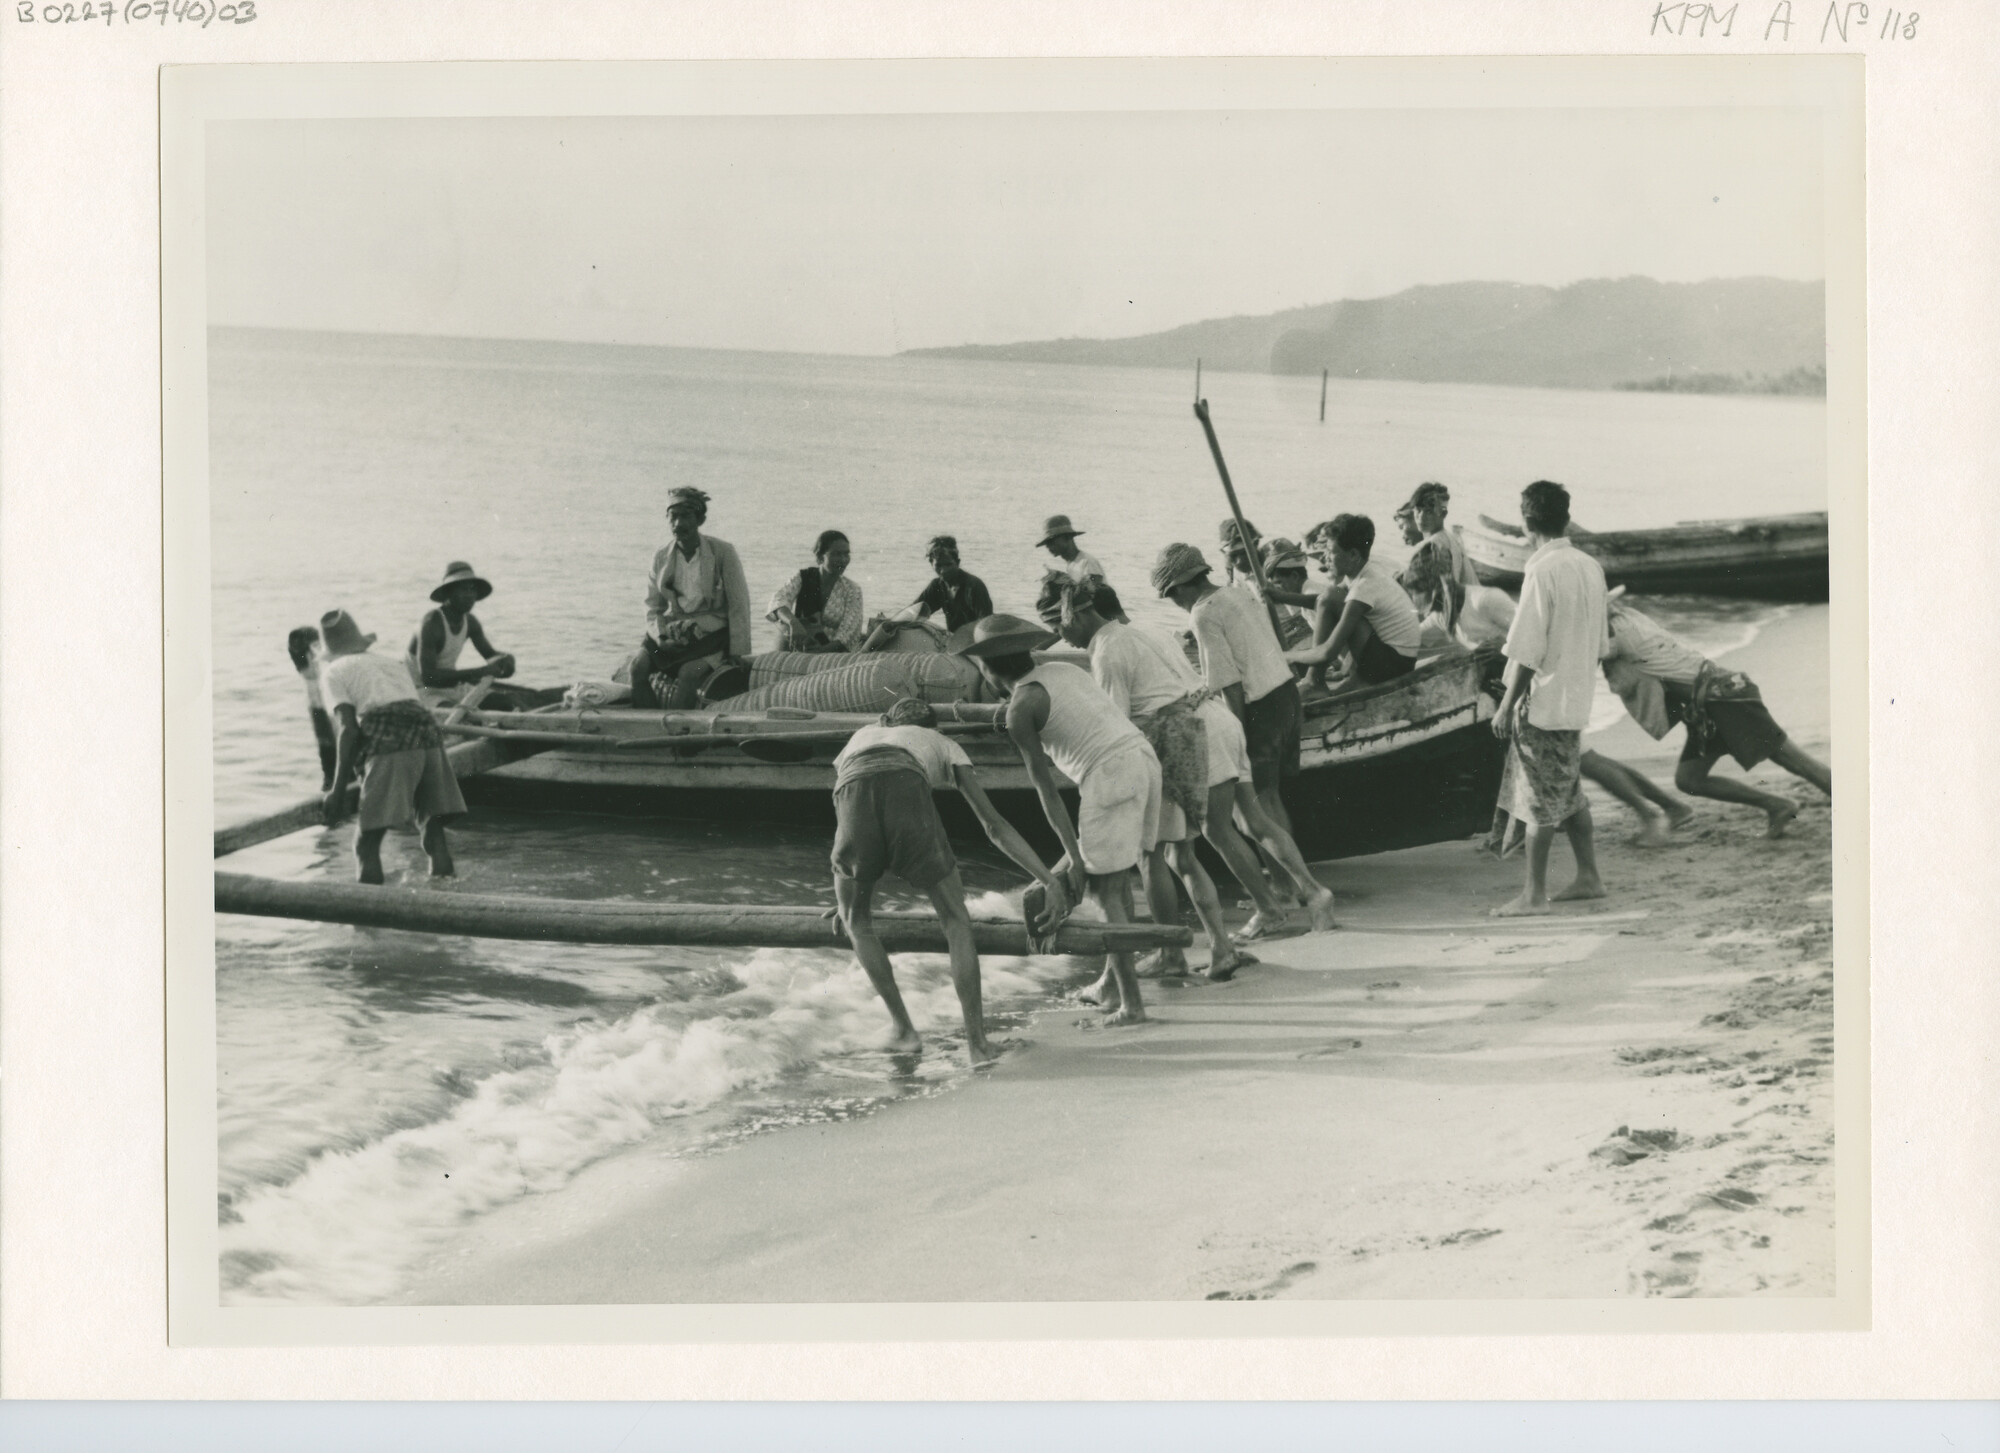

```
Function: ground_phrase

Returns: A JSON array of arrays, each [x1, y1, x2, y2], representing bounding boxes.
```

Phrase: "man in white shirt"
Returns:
[[318, 608, 467, 884], [1037, 514, 1106, 589], [626, 486, 754, 709], [1281, 514, 1424, 693], [1492, 480, 1609, 916], [829, 697, 1071, 1067], [1154, 544, 1338, 937]]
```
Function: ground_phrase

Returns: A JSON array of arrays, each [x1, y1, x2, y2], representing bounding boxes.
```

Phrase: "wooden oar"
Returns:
[[1193, 397, 1288, 647]]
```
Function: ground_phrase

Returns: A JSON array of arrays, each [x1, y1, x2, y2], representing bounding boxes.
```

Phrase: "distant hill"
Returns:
[[904, 277, 1825, 392]]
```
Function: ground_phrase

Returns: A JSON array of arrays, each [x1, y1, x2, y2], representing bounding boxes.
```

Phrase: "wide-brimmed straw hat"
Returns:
[[1037, 513, 1085, 547], [429, 561, 494, 603], [1262, 537, 1308, 573], [1151, 542, 1212, 596], [953, 613, 1059, 658], [317, 608, 377, 657]]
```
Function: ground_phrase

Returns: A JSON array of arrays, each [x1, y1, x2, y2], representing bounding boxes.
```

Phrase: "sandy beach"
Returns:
[[401, 607, 1836, 1305]]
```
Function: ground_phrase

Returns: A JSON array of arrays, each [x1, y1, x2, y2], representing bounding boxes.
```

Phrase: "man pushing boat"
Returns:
[[829, 696, 1071, 1067]]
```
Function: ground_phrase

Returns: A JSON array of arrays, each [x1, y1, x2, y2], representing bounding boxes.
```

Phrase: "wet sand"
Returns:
[[403, 607, 1835, 1305]]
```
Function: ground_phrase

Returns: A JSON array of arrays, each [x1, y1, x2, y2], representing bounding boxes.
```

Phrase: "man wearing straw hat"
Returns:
[[827, 696, 1072, 1068], [957, 613, 1158, 1024], [626, 486, 754, 710], [1037, 514, 1106, 589], [407, 561, 546, 711], [319, 608, 467, 884]]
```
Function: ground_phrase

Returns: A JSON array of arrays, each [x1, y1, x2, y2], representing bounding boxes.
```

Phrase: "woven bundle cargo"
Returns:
[[730, 651, 987, 713]]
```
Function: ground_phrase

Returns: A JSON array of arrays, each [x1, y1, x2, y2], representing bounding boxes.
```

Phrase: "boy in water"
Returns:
[[830, 696, 1071, 1066], [287, 626, 338, 791]]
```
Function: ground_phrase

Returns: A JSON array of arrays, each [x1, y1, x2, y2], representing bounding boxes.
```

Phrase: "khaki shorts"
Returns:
[[357, 746, 467, 831], [831, 768, 958, 890], [1159, 699, 1254, 841], [1076, 741, 1162, 876]]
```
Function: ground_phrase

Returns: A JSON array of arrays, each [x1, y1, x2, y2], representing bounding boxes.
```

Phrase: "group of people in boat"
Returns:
[[285, 474, 1831, 1062]]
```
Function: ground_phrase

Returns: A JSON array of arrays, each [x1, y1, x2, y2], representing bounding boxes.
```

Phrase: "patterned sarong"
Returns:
[[358, 699, 443, 761], [1134, 696, 1208, 835], [1507, 715, 1584, 827]]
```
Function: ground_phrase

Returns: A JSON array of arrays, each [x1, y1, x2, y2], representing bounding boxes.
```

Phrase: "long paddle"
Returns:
[[1192, 397, 1288, 646]]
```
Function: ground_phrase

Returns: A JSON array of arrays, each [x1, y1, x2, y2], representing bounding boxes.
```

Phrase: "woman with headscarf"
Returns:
[[767, 529, 864, 653]]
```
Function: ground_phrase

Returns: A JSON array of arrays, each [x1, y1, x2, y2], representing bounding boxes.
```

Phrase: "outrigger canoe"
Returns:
[[446, 647, 1509, 863], [1462, 511, 1828, 601]]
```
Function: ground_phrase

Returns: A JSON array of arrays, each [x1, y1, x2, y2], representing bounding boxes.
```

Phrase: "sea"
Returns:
[[208, 326, 1829, 1304]]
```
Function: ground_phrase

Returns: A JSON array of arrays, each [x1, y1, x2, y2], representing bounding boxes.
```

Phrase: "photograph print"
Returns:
[[186, 62, 1857, 1320]]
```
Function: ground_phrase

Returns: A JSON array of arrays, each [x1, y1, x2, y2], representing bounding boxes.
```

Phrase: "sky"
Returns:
[[207, 108, 1824, 356]]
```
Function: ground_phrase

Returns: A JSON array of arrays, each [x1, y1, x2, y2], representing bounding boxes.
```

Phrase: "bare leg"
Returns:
[[1092, 869, 1148, 1025], [1137, 845, 1191, 976], [1203, 781, 1288, 918], [1676, 754, 1798, 838], [1551, 797, 1605, 901], [626, 641, 661, 710], [1770, 736, 1831, 798], [354, 827, 388, 885], [1492, 822, 1557, 917], [420, 817, 456, 878], [1235, 781, 1338, 931], [835, 872, 921, 1052], [1168, 838, 1251, 980], [1580, 750, 1688, 846], [923, 871, 996, 1066]]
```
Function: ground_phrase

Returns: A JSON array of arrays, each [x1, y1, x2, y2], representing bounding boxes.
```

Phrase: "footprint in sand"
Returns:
[[1298, 1039, 1363, 1060], [1204, 1260, 1320, 1300]]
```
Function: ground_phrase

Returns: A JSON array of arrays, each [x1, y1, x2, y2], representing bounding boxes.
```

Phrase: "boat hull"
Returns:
[[462, 651, 1508, 862], [1464, 513, 1829, 601]]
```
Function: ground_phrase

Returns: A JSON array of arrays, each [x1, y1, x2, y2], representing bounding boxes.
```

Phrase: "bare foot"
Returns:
[[1136, 950, 1189, 979], [1305, 887, 1341, 932], [965, 1039, 1000, 1069], [1500, 831, 1526, 860], [1104, 1005, 1149, 1026], [1078, 967, 1116, 1005], [886, 1027, 922, 1053], [1206, 947, 1258, 982], [1766, 802, 1799, 839], [1491, 894, 1552, 918], [1551, 875, 1606, 902], [1666, 803, 1697, 831], [1632, 815, 1673, 848], [1239, 909, 1292, 942]]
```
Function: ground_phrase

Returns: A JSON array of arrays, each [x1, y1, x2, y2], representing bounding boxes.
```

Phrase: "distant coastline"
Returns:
[[905, 275, 1826, 396], [1615, 363, 1825, 397]]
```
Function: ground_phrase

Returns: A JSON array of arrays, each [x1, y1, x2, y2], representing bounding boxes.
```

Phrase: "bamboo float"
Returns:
[[214, 872, 1193, 956]]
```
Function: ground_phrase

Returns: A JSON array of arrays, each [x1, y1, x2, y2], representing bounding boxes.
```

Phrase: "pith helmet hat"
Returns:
[[953, 613, 1059, 659], [430, 561, 494, 603], [1038, 513, 1085, 547], [318, 608, 377, 657], [1151, 542, 1212, 596]]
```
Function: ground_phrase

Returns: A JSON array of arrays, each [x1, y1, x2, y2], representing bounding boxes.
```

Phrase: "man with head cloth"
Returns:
[[627, 486, 754, 709]]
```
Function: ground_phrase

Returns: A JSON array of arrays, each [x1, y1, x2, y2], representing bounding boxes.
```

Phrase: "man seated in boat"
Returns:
[[859, 534, 994, 651], [1037, 514, 1106, 590], [1410, 481, 1481, 592], [766, 529, 864, 654], [957, 613, 1159, 1025], [626, 485, 754, 710], [1393, 500, 1424, 548], [1257, 538, 1317, 650], [407, 562, 553, 711], [1061, 580, 1332, 963], [1602, 592, 1830, 838], [318, 608, 466, 884], [1281, 514, 1424, 694], [828, 696, 1071, 1069]]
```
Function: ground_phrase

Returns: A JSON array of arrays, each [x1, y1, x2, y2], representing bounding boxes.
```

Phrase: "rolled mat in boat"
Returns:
[[729, 652, 987, 713]]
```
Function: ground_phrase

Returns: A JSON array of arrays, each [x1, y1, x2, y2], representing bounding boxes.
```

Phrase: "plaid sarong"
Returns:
[[1134, 696, 1208, 835], [358, 699, 443, 760]]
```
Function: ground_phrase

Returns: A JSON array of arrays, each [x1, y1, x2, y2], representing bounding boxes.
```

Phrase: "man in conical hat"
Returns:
[[318, 608, 467, 883]]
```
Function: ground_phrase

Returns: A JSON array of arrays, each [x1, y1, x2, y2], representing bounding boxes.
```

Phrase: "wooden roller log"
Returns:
[[213, 871, 1192, 956]]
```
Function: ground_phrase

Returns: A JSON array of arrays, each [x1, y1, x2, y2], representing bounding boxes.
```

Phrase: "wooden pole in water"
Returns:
[[1320, 369, 1328, 422], [214, 871, 1194, 956], [1191, 398, 1289, 647]]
